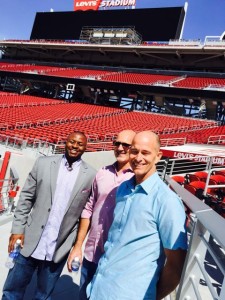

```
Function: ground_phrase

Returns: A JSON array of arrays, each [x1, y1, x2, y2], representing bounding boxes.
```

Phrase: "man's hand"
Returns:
[[156, 248, 187, 300], [67, 244, 83, 272], [8, 234, 24, 253]]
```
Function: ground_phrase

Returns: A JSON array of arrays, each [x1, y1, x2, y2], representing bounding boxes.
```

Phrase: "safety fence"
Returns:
[[166, 175, 225, 300], [0, 178, 19, 215], [0, 133, 187, 155]]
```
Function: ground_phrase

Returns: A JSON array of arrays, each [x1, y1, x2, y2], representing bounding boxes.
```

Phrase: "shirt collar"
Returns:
[[113, 161, 133, 174], [126, 172, 159, 195], [63, 155, 82, 167]]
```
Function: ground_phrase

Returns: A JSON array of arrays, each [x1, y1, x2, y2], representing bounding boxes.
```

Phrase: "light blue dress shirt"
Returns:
[[31, 157, 81, 261], [88, 172, 187, 300]]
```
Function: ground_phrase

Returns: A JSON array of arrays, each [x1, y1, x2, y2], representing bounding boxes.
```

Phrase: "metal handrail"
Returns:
[[0, 178, 19, 215], [166, 175, 225, 300]]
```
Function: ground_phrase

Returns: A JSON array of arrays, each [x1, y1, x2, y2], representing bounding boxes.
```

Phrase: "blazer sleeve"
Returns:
[[11, 157, 39, 234]]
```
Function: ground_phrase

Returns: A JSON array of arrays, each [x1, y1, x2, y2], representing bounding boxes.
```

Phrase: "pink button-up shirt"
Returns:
[[81, 163, 134, 264]]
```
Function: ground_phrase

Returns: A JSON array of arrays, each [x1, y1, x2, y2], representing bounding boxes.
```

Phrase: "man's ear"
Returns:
[[155, 151, 163, 164]]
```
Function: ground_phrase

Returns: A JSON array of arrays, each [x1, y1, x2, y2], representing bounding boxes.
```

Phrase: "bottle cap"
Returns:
[[16, 239, 21, 244], [74, 257, 79, 262]]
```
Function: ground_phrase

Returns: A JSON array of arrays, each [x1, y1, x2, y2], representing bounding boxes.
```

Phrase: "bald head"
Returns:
[[114, 129, 136, 170], [129, 131, 162, 184], [116, 130, 136, 144], [132, 131, 161, 151]]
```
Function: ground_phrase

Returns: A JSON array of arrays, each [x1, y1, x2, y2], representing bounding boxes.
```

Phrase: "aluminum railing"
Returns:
[[203, 167, 225, 197], [157, 156, 223, 176], [208, 135, 225, 145], [0, 178, 19, 215], [166, 175, 225, 300], [0, 134, 116, 154]]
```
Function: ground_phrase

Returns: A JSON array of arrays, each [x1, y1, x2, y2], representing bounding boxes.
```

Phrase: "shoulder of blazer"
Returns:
[[81, 160, 97, 174], [37, 155, 63, 164]]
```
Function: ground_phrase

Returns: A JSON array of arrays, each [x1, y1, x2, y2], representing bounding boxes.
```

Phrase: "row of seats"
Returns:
[[0, 63, 113, 77], [0, 94, 215, 130], [160, 126, 225, 144], [0, 62, 64, 73], [0, 94, 64, 107], [0, 102, 124, 129], [1, 63, 225, 90], [173, 76, 225, 89], [45, 69, 114, 78], [171, 170, 225, 218], [98, 73, 178, 85], [0, 110, 220, 144]]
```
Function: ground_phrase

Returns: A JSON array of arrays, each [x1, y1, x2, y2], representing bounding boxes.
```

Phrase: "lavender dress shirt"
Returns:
[[31, 157, 82, 261], [81, 163, 133, 264]]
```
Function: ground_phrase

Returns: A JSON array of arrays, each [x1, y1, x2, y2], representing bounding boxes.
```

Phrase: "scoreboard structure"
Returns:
[[30, 6, 185, 42]]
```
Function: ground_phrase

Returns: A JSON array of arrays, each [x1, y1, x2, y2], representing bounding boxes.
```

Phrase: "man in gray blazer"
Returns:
[[2, 131, 96, 300]]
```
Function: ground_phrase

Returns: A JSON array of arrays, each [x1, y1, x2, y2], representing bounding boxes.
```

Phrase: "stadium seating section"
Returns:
[[1, 63, 225, 89], [0, 92, 222, 147], [171, 170, 225, 219]]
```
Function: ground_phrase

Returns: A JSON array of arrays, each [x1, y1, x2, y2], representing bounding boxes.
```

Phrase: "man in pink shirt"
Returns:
[[67, 129, 136, 300]]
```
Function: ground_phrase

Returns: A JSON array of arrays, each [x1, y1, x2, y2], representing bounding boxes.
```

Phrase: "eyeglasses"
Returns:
[[113, 141, 131, 148]]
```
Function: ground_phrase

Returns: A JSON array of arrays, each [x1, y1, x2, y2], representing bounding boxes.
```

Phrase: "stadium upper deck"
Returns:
[[1, 38, 225, 71]]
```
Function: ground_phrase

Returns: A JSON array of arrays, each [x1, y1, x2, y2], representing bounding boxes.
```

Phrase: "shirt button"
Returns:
[[48, 208, 51, 212], [41, 225, 44, 229]]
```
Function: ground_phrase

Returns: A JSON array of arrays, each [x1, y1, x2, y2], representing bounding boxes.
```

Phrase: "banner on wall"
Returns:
[[161, 149, 225, 166], [100, 0, 136, 8], [74, 0, 136, 11], [74, 0, 101, 11]]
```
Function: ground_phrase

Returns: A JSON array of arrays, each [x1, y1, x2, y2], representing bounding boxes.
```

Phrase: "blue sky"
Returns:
[[0, 0, 225, 41]]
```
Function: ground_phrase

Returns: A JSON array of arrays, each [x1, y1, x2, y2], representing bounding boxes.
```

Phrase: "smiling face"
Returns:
[[114, 130, 136, 168], [65, 132, 87, 161], [129, 131, 162, 184]]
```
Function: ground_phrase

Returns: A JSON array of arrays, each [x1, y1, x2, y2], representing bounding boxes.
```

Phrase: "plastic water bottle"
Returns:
[[5, 239, 21, 269], [71, 257, 80, 273]]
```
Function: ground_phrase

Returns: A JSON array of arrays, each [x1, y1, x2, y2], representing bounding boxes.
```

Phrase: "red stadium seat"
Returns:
[[171, 175, 186, 185]]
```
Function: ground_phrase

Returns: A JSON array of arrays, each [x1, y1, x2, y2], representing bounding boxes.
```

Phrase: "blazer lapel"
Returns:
[[50, 155, 62, 203], [64, 161, 88, 212]]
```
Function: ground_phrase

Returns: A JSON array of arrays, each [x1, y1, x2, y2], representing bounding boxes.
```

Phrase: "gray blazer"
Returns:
[[12, 155, 96, 263]]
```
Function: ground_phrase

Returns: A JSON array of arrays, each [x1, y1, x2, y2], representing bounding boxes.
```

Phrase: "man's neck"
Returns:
[[116, 161, 130, 174], [65, 155, 80, 167]]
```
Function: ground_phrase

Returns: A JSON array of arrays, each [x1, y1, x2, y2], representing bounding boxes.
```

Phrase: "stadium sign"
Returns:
[[74, 0, 136, 10], [162, 149, 225, 166], [74, 0, 101, 11], [100, 0, 136, 8]]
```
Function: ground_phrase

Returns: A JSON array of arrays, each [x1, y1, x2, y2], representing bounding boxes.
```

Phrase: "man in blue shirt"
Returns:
[[88, 130, 187, 300]]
